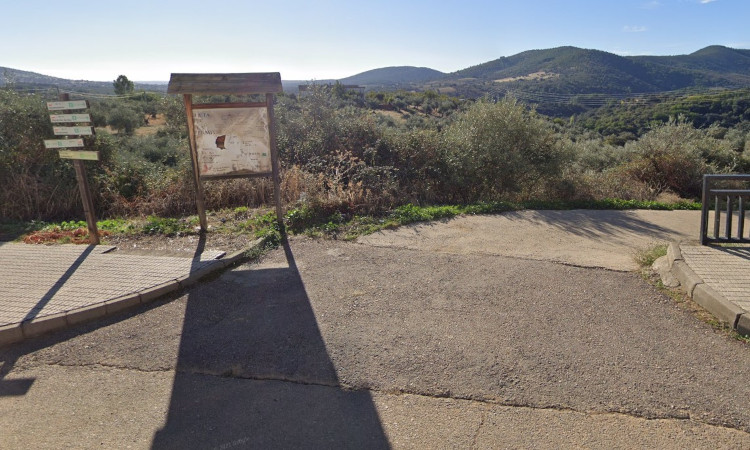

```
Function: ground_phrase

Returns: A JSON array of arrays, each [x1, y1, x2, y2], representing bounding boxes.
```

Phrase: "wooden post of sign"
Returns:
[[60, 93, 100, 244], [267, 93, 284, 230], [182, 94, 208, 232]]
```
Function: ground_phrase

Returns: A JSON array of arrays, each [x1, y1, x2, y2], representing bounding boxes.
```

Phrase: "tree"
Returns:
[[113, 75, 134, 95], [107, 105, 142, 134]]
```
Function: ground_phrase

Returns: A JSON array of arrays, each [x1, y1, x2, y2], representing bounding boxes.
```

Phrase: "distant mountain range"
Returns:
[[434, 45, 750, 99], [0, 68, 169, 94], [3, 45, 749, 100]]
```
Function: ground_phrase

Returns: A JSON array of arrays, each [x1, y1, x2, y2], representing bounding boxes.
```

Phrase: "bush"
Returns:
[[618, 120, 718, 198], [107, 105, 142, 134], [442, 98, 570, 201]]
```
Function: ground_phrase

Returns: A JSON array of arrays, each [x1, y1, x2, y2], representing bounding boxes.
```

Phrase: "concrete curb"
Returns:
[[668, 241, 748, 334], [0, 237, 267, 348]]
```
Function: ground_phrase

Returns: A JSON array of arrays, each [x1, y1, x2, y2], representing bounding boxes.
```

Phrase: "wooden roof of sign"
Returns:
[[167, 73, 282, 95]]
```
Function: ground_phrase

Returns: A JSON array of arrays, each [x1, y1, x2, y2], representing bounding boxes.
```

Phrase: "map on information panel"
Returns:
[[192, 107, 271, 178]]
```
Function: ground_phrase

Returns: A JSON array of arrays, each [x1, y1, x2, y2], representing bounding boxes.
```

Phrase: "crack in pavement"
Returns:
[[354, 240, 637, 273], [471, 410, 486, 448], [39, 359, 743, 435]]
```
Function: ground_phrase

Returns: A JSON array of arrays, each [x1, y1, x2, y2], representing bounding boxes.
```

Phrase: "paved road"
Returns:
[[1, 211, 749, 448]]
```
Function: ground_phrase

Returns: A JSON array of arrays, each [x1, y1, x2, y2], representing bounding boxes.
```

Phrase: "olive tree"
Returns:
[[442, 98, 569, 201]]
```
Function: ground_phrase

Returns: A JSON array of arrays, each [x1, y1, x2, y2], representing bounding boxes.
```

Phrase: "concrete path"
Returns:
[[1, 210, 749, 448], [358, 209, 700, 271]]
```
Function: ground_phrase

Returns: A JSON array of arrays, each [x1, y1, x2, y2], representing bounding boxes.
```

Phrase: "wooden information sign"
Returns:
[[167, 72, 284, 232]]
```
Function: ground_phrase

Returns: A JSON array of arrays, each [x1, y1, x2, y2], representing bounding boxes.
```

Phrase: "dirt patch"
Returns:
[[494, 71, 560, 83], [105, 231, 257, 257], [135, 113, 166, 136]]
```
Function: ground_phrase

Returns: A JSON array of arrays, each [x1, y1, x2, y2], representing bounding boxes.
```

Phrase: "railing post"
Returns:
[[700, 175, 710, 245], [726, 195, 733, 240], [739, 196, 746, 240]]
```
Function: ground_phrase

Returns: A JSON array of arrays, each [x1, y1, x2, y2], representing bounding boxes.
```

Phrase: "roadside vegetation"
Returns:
[[1, 82, 749, 243]]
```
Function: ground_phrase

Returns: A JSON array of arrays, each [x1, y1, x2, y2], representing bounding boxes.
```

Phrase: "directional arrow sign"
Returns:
[[49, 114, 91, 123], [58, 150, 100, 161], [46, 100, 89, 111], [53, 126, 94, 136], [44, 138, 85, 149]]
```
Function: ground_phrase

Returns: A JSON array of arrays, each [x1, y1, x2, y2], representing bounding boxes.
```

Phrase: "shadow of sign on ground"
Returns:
[[152, 238, 388, 448]]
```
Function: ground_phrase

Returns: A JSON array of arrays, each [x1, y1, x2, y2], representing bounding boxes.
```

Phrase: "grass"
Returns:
[[141, 216, 194, 236], [634, 244, 668, 268], [5, 197, 702, 245]]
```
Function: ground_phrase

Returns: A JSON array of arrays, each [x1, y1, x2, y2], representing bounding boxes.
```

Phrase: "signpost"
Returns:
[[45, 93, 100, 244], [46, 100, 88, 111], [57, 150, 100, 161], [50, 113, 92, 123], [43, 138, 85, 149], [167, 73, 284, 232], [53, 126, 94, 136]]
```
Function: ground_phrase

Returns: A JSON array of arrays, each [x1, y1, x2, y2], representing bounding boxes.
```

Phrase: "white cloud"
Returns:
[[641, 1, 661, 9], [624, 25, 648, 33], [700, 0, 718, 3]]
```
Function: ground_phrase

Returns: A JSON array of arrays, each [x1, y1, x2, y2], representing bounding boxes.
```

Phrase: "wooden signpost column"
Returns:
[[167, 73, 284, 232], [44, 93, 100, 244]]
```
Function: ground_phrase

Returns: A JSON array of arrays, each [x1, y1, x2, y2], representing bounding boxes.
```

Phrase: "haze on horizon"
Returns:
[[3, 0, 749, 83]]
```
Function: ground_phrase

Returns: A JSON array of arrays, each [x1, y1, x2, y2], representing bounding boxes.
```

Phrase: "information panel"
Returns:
[[192, 107, 272, 178]]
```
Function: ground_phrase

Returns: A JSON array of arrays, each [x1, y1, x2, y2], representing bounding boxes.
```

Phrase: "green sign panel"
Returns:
[[44, 138, 84, 149], [49, 114, 91, 123], [46, 100, 89, 111], [53, 126, 94, 136]]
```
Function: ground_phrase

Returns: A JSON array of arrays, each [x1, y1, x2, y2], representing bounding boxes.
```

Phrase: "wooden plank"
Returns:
[[47, 100, 89, 111], [200, 171, 273, 180], [267, 93, 284, 230], [167, 73, 282, 94], [44, 138, 84, 149], [191, 102, 267, 110], [53, 126, 94, 136], [58, 150, 100, 160], [50, 113, 91, 123]]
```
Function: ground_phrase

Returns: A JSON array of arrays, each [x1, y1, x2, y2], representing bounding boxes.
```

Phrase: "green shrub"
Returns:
[[619, 120, 715, 198], [442, 98, 570, 201]]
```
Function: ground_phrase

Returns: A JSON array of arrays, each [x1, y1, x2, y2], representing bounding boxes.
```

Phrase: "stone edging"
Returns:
[[0, 238, 266, 347], [667, 241, 750, 336]]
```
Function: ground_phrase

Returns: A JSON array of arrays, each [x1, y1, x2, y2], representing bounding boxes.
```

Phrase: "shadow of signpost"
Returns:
[[152, 238, 388, 449], [1, 244, 98, 398]]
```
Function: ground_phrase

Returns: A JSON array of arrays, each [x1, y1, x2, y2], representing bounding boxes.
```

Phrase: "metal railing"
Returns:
[[700, 174, 750, 245]]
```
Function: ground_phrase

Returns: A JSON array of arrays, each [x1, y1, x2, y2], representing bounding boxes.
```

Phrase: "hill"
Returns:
[[339, 66, 445, 88], [0, 67, 167, 94], [430, 46, 750, 98], [4, 44, 749, 112]]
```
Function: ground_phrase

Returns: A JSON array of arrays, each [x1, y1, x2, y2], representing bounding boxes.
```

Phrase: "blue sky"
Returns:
[[3, 0, 748, 82]]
